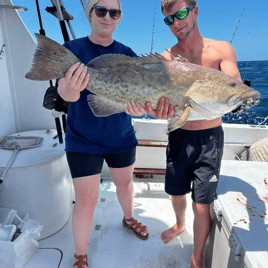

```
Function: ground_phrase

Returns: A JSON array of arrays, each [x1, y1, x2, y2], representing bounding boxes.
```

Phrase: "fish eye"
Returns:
[[230, 82, 237, 88]]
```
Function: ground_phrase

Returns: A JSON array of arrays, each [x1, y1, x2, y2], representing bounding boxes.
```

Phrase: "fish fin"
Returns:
[[25, 33, 80, 81], [173, 54, 188, 62], [167, 106, 192, 133], [87, 94, 125, 117], [165, 49, 188, 62], [87, 53, 170, 69]]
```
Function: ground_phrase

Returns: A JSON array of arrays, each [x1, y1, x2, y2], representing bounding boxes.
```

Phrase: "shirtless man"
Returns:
[[156, 1, 242, 267], [126, 1, 241, 267]]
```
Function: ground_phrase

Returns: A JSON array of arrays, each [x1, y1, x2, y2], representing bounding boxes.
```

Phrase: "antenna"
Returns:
[[230, 8, 245, 44], [150, 8, 156, 54]]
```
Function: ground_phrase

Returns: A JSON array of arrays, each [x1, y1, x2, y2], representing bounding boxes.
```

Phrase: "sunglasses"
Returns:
[[163, 4, 196, 26], [94, 6, 121, 20]]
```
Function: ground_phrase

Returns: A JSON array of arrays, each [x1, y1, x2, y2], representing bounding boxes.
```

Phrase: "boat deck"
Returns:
[[23, 159, 268, 268], [25, 178, 194, 268]]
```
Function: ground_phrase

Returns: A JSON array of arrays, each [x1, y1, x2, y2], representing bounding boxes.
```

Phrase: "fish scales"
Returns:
[[88, 60, 185, 107], [25, 34, 261, 132]]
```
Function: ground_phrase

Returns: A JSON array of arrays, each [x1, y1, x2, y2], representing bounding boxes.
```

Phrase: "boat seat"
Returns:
[[134, 140, 252, 173], [133, 168, 166, 177], [134, 140, 167, 177]]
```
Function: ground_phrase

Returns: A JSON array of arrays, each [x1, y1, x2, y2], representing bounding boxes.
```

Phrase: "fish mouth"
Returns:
[[231, 96, 261, 114]]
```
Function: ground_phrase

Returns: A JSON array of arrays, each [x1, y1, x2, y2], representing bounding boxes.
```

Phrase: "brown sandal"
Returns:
[[123, 216, 149, 240], [73, 254, 88, 268]]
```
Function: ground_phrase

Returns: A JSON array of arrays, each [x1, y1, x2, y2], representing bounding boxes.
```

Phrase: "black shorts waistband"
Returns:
[[169, 125, 223, 137]]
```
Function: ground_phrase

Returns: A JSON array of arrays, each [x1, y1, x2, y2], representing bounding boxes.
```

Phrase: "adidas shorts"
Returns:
[[165, 126, 224, 204]]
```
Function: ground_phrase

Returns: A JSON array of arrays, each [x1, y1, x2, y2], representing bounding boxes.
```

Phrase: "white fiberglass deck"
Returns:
[[23, 159, 268, 268], [25, 179, 194, 268]]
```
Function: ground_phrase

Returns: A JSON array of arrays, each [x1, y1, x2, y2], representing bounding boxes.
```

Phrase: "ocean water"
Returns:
[[223, 60, 268, 125], [135, 60, 268, 125]]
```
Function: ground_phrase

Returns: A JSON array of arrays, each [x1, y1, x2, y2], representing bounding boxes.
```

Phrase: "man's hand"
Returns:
[[125, 102, 146, 116], [145, 98, 176, 119]]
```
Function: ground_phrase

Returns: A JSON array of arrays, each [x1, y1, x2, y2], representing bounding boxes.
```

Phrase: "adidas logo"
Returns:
[[209, 175, 218, 182]]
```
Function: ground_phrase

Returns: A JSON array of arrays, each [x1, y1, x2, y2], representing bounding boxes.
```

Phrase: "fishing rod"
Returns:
[[34, 0, 71, 143], [150, 8, 156, 54], [143, 8, 157, 120], [230, 8, 245, 44], [226, 8, 252, 124], [34, 0, 51, 87], [230, 8, 250, 84], [34, 0, 62, 143], [45, 0, 77, 140], [46, 0, 75, 41], [80, 0, 86, 11]]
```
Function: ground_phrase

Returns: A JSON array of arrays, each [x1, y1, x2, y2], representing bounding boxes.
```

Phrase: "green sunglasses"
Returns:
[[164, 4, 196, 26]]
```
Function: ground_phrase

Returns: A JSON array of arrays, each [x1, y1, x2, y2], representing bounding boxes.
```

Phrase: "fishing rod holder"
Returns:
[[46, 0, 76, 40], [45, 5, 73, 21]]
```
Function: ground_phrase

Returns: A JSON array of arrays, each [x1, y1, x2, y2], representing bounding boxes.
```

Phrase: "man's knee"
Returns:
[[192, 202, 210, 215]]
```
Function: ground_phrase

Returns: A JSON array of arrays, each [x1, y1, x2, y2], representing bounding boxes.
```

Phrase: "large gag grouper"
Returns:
[[25, 34, 260, 132]]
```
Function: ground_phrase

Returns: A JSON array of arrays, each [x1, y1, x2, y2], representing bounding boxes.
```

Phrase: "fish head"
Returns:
[[213, 74, 260, 114], [185, 71, 260, 119], [226, 82, 260, 114]]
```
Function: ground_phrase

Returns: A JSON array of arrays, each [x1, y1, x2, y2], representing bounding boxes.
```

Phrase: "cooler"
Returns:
[[204, 160, 268, 268]]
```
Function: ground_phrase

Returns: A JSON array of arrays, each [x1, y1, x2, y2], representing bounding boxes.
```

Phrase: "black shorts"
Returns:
[[66, 147, 136, 179], [165, 126, 224, 204]]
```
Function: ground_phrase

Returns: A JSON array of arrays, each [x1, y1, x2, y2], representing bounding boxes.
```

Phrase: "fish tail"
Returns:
[[167, 116, 182, 133], [25, 33, 80, 81]]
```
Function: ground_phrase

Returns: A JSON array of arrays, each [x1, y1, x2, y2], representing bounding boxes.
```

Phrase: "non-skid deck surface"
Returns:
[[26, 180, 194, 268]]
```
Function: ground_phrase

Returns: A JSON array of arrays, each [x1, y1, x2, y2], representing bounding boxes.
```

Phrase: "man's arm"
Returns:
[[219, 41, 242, 81]]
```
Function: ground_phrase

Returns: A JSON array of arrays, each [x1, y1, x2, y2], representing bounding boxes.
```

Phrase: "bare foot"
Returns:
[[161, 223, 186, 243]]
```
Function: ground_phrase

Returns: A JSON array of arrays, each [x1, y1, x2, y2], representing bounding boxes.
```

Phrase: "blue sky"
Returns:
[[14, 0, 268, 61]]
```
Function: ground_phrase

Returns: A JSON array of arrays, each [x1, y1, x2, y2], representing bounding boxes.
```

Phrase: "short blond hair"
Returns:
[[85, 0, 122, 23], [161, 0, 196, 14]]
